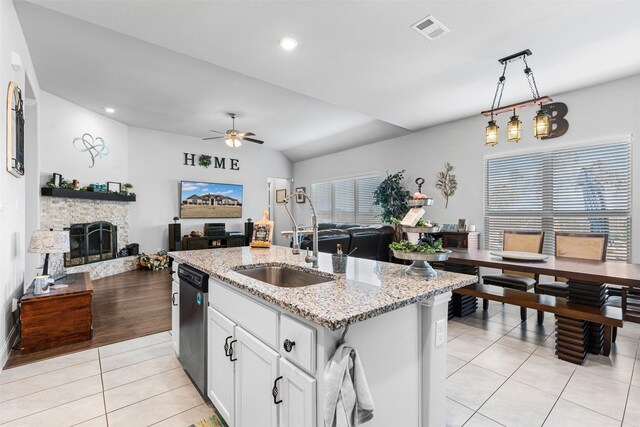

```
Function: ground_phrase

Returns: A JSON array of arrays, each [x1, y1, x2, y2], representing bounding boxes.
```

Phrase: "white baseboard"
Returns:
[[0, 323, 19, 373]]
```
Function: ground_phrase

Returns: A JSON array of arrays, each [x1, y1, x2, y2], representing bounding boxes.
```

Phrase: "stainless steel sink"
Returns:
[[234, 265, 332, 288]]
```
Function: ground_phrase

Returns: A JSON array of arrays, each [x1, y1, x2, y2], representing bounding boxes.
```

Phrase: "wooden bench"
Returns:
[[454, 283, 623, 361]]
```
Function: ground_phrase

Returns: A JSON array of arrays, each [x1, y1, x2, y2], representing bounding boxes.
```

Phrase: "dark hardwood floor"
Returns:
[[5, 269, 172, 368]]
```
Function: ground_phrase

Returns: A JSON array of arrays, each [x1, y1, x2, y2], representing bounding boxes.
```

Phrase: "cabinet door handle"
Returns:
[[228, 340, 238, 362], [272, 376, 283, 405], [283, 339, 296, 352], [171, 292, 178, 306], [224, 336, 233, 357]]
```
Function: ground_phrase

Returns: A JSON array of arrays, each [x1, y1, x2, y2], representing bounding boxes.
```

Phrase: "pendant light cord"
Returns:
[[522, 56, 541, 99], [490, 62, 508, 116]]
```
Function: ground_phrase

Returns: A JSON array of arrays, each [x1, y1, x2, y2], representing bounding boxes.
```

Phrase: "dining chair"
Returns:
[[482, 230, 545, 321], [535, 232, 608, 324]]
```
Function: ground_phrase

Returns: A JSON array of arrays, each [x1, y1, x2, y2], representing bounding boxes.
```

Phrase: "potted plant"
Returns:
[[123, 183, 134, 195], [373, 170, 411, 242]]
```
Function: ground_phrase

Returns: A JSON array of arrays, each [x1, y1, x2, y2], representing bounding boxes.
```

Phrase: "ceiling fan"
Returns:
[[202, 113, 264, 148]]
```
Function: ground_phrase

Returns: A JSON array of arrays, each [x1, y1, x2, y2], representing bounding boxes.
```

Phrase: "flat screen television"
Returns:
[[180, 181, 243, 218]]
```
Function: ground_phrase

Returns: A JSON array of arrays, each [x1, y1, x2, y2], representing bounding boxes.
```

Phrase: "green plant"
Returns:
[[373, 170, 411, 223], [123, 183, 133, 190], [389, 238, 444, 254], [198, 155, 212, 168], [435, 162, 457, 208]]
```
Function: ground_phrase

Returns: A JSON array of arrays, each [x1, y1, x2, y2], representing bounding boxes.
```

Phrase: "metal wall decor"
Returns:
[[73, 133, 109, 168], [482, 49, 569, 146], [6, 81, 24, 177], [435, 162, 457, 209]]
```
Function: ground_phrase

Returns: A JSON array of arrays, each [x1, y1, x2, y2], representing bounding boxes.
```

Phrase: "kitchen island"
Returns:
[[170, 246, 477, 427]]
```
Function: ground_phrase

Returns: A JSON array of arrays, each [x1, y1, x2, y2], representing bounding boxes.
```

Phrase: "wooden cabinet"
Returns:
[[20, 273, 93, 353], [279, 358, 316, 427], [171, 269, 180, 356], [434, 231, 479, 249], [208, 307, 236, 426], [181, 234, 245, 251]]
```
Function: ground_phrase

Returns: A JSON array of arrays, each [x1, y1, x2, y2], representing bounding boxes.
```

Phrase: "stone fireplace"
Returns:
[[41, 196, 138, 279], [65, 221, 118, 267]]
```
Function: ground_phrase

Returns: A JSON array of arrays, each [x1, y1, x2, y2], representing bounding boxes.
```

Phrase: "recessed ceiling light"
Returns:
[[278, 37, 298, 51], [103, 107, 115, 113]]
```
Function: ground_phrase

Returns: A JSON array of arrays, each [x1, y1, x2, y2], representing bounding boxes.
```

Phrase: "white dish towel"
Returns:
[[324, 343, 374, 427]]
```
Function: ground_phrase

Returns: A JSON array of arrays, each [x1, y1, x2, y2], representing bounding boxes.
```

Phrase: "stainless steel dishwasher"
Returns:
[[178, 264, 209, 398]]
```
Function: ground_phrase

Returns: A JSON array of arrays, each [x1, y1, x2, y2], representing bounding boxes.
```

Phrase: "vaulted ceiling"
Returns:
[[15, 0, 640, 161]]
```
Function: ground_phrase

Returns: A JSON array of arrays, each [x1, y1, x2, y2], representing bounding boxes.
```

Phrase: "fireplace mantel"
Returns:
[[41, 188, 136, 202]]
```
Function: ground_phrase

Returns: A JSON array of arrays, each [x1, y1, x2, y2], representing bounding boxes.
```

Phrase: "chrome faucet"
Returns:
[[283, 190, 319, 268]]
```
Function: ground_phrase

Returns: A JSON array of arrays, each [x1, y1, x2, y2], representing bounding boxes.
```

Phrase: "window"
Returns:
[[311, 174, 381, 225], [484, 141, 632, 261]]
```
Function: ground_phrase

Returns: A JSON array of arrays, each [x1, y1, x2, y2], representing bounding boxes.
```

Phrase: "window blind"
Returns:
[[311, 174, 381, 225], [484, 141, 632, 261]]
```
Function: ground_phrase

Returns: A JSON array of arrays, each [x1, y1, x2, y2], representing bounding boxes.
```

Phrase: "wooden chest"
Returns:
[[20, 272, 93, 354]]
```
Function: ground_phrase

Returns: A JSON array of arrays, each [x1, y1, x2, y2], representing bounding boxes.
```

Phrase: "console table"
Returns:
[[20, 272, 93, 353], [181, 234, 245, 251]]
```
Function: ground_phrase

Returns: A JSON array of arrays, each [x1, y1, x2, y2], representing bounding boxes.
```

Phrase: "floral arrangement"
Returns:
[[138, 250, 169, 270]]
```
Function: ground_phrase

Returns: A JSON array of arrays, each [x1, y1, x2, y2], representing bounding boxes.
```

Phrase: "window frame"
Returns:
[[483, 139, 632, 262], [311, 172, 382, 225]]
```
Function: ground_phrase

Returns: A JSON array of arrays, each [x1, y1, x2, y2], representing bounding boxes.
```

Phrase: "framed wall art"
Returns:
[[295, 187, 306, 203], [6, 81, 24, 177], [276, 189, 287, 203]]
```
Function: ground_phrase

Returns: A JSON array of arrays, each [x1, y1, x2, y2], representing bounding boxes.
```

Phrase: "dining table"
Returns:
[[443, 248, 640, 363]]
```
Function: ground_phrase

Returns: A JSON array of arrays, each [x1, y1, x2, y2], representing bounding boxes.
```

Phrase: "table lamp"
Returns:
[[28, 230, 70, 276]]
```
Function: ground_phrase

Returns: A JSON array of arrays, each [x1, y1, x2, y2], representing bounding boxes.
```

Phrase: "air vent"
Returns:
[[411, 15, 450, 40]]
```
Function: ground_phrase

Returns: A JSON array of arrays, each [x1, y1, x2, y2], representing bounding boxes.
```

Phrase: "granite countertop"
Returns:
[[169, 246, 477, 330]]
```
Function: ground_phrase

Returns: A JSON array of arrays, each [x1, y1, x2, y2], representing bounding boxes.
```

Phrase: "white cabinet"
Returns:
[[279, 358, 316, 427], [206, 280, 317, 427], [235, 327, 280, 427], [171, 271, 180, 356], [208, 307, 236, 426]]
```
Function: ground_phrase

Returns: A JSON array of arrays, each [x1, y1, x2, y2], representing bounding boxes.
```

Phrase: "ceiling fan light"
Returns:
[[226, 137, 242, 148], [507, 111, 521, 142], [278, 37, 298, 51], [533, 106, 551, 139], [485, 120, 499, 147]]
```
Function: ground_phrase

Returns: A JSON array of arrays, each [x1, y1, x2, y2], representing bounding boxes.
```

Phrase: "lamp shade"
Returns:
[[533, 107, 551, 139], [28, 230, 70, 254], [485, 120, 499, 146], [507, 111, 522, 142]]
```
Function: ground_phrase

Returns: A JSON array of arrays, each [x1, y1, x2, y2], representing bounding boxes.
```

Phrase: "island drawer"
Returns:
[[210, 281, 278, 349], [280, 315, 316, 375]]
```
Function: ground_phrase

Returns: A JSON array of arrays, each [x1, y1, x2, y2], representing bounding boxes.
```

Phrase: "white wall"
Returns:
[[39, 91, 128, 186], [293, 75, 640, 263], [128, 127, 292, 252], [0, 0, 41, 368]]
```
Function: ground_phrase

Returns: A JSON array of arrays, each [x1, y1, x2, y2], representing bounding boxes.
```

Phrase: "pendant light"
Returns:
[[485, 115, 499, 146], [507, 109, 521, 142], [533, 103, 551, 139], [481, 49, 560, 145]]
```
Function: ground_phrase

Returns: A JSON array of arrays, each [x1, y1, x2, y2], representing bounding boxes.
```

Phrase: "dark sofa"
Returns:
[[299, 223, 394, 261]]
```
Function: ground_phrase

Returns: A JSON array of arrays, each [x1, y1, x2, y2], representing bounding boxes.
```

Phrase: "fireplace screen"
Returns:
[[65, 221, 117, 267]]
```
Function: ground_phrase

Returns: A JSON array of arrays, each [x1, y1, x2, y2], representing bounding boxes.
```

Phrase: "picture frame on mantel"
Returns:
[[51, 173, 62, 187], [107, 181, 121, 193], [295, 187, 306, 203]]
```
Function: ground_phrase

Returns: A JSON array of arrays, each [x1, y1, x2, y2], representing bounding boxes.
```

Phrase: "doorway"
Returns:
[[267, 177, 291, 246]]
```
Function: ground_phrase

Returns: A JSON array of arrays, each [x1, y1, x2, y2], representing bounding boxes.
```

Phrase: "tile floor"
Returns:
[[447, 303, 640, 427], [2, 303, 640, 426], [0, 332, 214, 426]]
